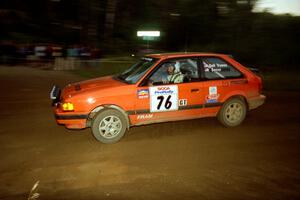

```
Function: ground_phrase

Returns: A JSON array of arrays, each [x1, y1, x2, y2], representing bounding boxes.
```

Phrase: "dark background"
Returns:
[[1, 0, 300, 67], [1, 1, 300, 199]]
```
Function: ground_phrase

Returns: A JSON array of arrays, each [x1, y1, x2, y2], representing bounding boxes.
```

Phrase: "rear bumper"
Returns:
[[248, 94, 266, 110]]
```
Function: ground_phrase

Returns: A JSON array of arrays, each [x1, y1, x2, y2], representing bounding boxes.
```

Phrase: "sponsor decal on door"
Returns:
[[206, 86, 220, 103], [149, 85, 178, 112]]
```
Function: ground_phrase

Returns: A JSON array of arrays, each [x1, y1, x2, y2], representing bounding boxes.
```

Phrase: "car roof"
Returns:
[[146, 52, 228, 59]]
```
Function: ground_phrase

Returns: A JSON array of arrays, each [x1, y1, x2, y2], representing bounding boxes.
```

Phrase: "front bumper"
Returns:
[[50, 85, 88, 129], [53, 107, 88, 129], [248, 94, 266, 110]]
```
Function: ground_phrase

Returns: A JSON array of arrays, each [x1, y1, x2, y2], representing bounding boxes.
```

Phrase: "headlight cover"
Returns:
[[62, 102, 74, 111]]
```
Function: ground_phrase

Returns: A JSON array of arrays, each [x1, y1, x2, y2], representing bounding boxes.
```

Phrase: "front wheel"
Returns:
[[91, 109, 127, 143], [218, 98, 247, 127]]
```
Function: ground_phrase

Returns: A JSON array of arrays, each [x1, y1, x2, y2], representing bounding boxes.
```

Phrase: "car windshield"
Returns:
[[115, 57, 157, 84]]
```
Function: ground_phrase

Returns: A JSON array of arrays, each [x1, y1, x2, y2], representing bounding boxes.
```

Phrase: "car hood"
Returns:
[[61, 76, 126, 98]]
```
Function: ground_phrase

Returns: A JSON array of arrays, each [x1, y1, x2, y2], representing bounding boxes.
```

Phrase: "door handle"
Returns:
[[191, 88, 199, 92], [222, 81, 229, 86]]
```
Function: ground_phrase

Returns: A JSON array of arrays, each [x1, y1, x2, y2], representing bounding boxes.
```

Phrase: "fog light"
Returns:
[[62, 102, 74, 111]]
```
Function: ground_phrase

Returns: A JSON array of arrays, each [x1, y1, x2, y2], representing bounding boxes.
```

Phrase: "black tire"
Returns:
[[218, 98, 247, 127], [91, 109, 127, 143]]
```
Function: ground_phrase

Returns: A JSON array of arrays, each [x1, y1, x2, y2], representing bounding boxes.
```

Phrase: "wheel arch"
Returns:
[[87, 104, 130, 129], [222, 92, 249, 110]]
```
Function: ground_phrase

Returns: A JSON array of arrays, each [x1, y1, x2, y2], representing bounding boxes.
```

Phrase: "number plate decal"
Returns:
[[149, 85, 178, 112]]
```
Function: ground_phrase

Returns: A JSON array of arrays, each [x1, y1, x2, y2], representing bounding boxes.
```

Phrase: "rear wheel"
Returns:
[[218, 98, 247, 127], [91, 109, 127, 143]]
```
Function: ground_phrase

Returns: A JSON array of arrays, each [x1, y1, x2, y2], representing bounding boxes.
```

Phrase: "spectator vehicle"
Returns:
[[50, 53, 265, 143]]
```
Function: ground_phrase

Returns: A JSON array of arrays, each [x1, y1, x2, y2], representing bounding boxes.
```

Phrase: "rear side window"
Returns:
[[202, 57, 243, 80]]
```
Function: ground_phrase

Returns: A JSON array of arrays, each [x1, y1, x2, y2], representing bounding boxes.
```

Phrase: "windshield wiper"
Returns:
[[113, 74, 130, 84]]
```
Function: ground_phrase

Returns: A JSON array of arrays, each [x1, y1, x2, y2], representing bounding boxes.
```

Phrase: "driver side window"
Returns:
[[148, 58, 199, 86]]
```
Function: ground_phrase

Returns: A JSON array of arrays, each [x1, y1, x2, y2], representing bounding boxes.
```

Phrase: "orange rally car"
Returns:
[[50, 53, 266, 143]]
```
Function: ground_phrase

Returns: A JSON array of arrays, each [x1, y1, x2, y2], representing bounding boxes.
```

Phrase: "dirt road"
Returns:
[[0, 66, 299, 200]]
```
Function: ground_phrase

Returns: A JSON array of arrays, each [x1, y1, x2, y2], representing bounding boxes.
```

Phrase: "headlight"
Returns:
[[62, 102, 74, 111]]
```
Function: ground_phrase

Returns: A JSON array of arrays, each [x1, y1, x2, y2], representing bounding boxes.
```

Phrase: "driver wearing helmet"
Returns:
[[164, 62, 184, 84]]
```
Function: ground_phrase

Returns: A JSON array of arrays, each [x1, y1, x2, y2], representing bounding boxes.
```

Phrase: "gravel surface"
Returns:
[[0, 66, 299, 200]]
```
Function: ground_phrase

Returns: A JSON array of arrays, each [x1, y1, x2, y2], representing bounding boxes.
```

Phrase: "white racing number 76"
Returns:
[[149, 85, 178, 112]]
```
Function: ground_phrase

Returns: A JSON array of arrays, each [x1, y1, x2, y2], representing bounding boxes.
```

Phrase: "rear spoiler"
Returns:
[[225, 54, 260, 74], [248, 67, 260, 74], [247, 67, 264, 79]]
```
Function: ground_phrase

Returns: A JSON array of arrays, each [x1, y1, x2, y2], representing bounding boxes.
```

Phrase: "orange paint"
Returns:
[[51, 53, 265, 130]]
